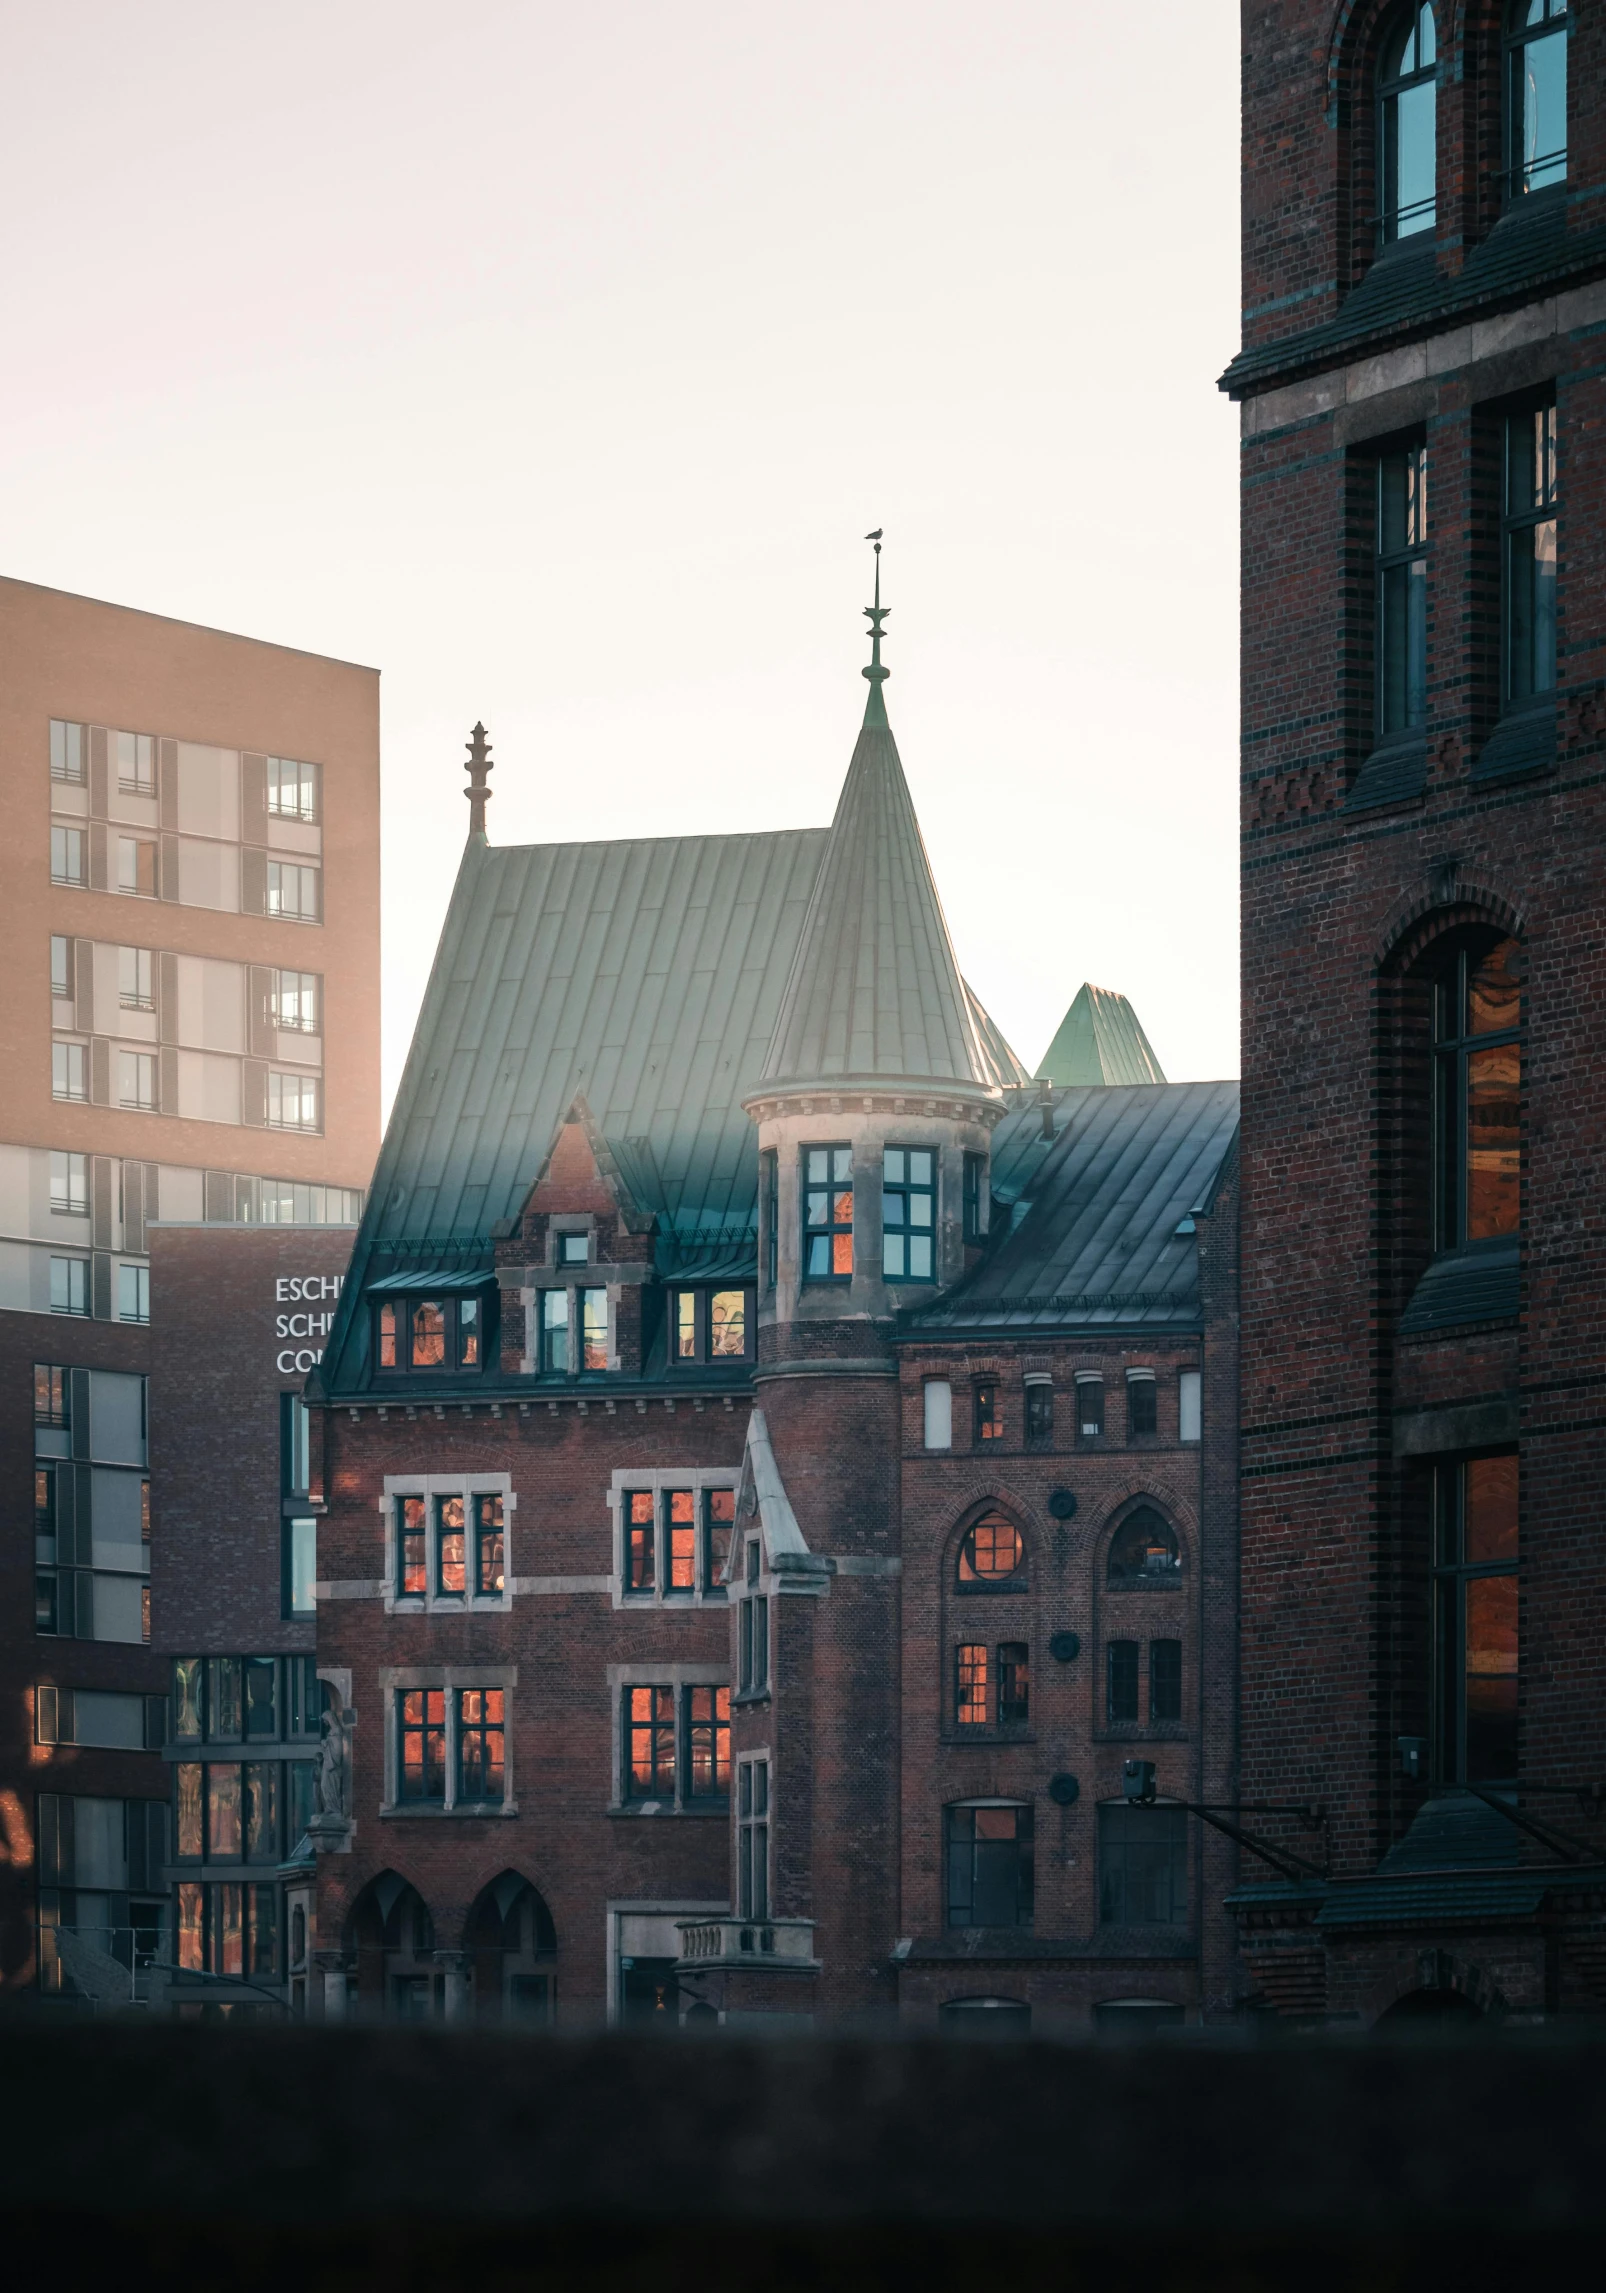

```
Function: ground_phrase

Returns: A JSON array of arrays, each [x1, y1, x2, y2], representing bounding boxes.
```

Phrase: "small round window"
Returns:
[[957, 1513, 1025, 1588], [1107, 1507, 1180, 1582]]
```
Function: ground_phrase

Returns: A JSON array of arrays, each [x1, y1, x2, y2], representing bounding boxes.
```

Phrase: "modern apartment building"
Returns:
[[1, 576, 380, 1998]]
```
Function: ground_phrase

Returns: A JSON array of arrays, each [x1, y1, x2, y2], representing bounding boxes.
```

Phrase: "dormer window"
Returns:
[[558, 1231, 591, 1266], [376, 1291, 494, 1377], [667, 1287, 755, 1365]]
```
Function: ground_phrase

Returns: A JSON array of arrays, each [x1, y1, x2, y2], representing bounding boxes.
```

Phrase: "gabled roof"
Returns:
[[316, 802, 1029, 1393], [905, 1080, 1239, 1333], [759, 698, 1000, 1094], [1034, 983, 1166, 1088]]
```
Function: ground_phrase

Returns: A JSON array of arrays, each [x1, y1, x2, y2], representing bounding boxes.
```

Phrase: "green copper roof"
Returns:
[[759, 697, 1000, 1093], [1034, 982, 1166, 1088], [317, 808, 1027, 1392]]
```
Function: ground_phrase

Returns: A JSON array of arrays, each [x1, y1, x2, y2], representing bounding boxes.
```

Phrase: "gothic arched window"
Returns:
[[1106, 1507, 1181, 1582], [1378, 5, 1437, 244]]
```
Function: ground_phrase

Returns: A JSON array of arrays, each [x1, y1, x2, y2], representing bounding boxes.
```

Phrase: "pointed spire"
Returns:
[[758, 553, 997, 1095], [862, 529, 889, 730], [464, 722, 493, 839]]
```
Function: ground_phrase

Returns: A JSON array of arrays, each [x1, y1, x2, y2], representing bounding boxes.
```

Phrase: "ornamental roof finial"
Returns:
[[464, 721, 493, 839], [862, 528, 889, 727]]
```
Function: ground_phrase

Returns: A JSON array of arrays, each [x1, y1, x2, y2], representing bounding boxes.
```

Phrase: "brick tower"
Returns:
[[728, 550, 1007, 2018]]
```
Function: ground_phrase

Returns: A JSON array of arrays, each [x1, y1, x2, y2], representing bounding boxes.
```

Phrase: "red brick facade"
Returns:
[[306, 673, 1242, 2030], [1230, 0, 1606, 2017]]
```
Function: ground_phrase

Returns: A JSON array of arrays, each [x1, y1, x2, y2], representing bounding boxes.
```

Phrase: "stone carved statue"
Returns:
[[316, 1702, 351, 1819]]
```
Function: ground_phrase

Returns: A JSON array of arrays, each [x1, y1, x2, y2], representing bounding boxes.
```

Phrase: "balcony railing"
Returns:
[[676, 1916, 818, 1969]]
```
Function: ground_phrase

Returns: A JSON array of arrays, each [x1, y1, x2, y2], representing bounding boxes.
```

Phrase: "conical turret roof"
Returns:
[[759, 681, 997, 1094]]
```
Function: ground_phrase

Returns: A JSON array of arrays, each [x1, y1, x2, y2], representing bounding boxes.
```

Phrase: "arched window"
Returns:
[[1506, 2, 1568, 201], [956, 1512, 1026, 1590], [1378, 5, 1437, 244], [1431, 936, 1522, 1252], [1106, 1507, 1180, 1582]]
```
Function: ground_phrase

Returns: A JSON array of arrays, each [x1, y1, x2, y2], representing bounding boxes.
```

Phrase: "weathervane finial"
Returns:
[[465, 721, 494, 838], [862, 528, 888, 723]]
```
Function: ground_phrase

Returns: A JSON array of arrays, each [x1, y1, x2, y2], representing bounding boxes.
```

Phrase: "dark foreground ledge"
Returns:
[[3, 2026, 1605, 2287]]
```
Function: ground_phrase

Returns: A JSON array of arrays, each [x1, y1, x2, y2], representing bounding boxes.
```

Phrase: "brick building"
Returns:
[[305, 587, 1242, 2031], [148, 1224, 355, 2015], [1225, 2, 1606, 2017], [1, 579, 380, 1998]]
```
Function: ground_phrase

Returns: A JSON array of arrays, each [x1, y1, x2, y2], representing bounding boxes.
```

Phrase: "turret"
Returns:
[[744, 541, 1006, 1352]]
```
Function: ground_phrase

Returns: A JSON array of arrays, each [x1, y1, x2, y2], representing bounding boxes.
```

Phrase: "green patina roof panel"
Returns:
[[1034, 982, 1167, 1088]]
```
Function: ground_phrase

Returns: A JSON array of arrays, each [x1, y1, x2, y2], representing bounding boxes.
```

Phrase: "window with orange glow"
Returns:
[[625, 1685, 676, 1801], [457, 1688, 504, 1803], [956, 1513, 1025, 1589], [686, 1685, 730, 1800], [410, 1301, 446, 1368], [1433, 937, 1523, 1252], [400, 1688, 446, 1802], [666, 1490, 697, 1594], [626, 1490, 657, 1594], [399, 1497, 427, 1596], [703, 1488, 735, 1594], [803, 1145, 853, 1280], [379, 1303, 398, 1368], [475, 1495, 504, 1596], [956, 1644, 989, 1725], [437, 1496, 467, 1596]]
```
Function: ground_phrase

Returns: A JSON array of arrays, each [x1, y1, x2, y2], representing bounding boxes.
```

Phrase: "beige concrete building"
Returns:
[[0, 576, 380, 1998]]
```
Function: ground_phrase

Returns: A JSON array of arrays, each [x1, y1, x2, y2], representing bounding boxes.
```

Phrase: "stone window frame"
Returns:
[[380, 1471, 515, 1617], [607, 1661, 732, 1816], [607, 1467, 740, 1612], [378, 1663, 518, 1819]]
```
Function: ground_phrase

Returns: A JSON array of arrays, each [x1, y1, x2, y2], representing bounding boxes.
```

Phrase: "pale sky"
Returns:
[[2, 1, 1241, 1113]]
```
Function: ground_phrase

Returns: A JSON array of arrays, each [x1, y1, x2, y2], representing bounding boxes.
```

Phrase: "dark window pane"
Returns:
[[1150, 1639, 1183, 1724], [1127, 1379, 1157, 1439], [998, 1643, 1029, 1726], [1107, 1508, 1180, 1581], [1077, 1380, 1104, 1438], [1107, 1641, 1140, 1724], [1465, 1453, 1519, 1564], [1464, 1572, 1519, 1780], [1025, 1384, 1053, 1442], [1099, 1804, 1187, 1925]]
